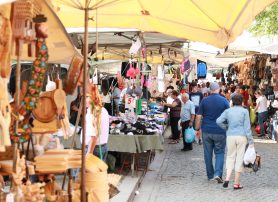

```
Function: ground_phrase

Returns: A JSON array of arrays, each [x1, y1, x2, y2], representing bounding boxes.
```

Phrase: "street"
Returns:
[[133, 128, 278, 202]]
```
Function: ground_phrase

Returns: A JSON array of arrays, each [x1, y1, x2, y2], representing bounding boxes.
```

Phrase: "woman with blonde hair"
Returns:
[[216, 93, 254, 189]]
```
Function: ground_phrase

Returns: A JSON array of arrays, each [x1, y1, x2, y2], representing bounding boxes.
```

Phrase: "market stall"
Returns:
[[227, 54, 278, 141]]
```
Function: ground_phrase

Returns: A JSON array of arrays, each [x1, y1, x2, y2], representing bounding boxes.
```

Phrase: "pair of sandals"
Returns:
[[223, 181, 243, 190]]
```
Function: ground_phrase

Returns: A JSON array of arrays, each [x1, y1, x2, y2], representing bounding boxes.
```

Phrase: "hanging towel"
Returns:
[[197, 59, 207, 78]]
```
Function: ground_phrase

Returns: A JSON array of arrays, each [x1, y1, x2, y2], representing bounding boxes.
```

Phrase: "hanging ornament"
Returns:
[[11, 16, 49, 143]]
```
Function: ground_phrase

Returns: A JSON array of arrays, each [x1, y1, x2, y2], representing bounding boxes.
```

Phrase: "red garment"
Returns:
[[241, 91, 249, 106]]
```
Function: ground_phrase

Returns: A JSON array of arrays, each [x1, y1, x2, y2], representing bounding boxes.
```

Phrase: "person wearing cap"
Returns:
[[195, 82, 229, 183], [180, 93, 195, 151], [216, 93, 254, 189]]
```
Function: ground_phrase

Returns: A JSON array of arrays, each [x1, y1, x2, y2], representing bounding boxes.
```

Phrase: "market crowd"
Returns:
[[160, 79, 271, 189], [69, 77, 270, 189]]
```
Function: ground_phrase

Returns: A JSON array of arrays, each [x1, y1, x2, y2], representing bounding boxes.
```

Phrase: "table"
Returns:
[[108, 134, 164, 153], [108, 134, 164, 176]]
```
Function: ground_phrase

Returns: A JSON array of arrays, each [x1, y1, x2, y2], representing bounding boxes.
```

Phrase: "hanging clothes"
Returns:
[[197, 59, 207, 79], [157, 65, 165, 93]]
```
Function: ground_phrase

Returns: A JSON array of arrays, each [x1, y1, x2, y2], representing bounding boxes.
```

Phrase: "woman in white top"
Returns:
[[254, 90, 268, 137], [102, 91, 112, 115]]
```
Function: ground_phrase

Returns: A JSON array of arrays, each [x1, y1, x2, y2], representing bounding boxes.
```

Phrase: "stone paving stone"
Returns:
[[134, 129, 278, 202]]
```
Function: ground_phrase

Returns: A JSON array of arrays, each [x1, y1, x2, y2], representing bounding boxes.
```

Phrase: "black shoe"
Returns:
[[214, 176, 223, 184], [198, 139, 202, 145], [181, 148, 192, 151], [223, 181, 229, 188]]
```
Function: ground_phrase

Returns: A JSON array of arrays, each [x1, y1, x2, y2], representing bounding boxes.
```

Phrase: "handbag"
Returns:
[[252, 154, 261, 172], [185, 127, 195, 143]]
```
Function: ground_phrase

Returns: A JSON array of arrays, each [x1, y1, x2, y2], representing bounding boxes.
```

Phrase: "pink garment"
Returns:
[[98, 107, 110, 145], [126, 62, 140, 79], [141, 74, 145, 86], [144, 76, 151, 88]]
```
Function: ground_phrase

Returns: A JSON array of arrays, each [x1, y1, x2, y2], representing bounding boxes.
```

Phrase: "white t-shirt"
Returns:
[[256, 96, 268, 113], [102, 93, 111, 103], [81, 107, 110, 146], [166, 96, 174, 104]]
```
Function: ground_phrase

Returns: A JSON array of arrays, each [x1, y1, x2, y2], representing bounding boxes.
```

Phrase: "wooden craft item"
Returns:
[[11, 17, 49, 143], [54, 79, 66, 115], [64, 54, 83, 95], [86, 154, 108, 172], [22, 181, 46, 202], [0, 77, 11, 152], [35, 154, 80, 162], [45, 149, 81, 155], [0, 15, 12, 78], [28, 119, 58, 134], [54, 79, 71, 139], [32, 91, 57, 123], [11, 0, 42, 57]]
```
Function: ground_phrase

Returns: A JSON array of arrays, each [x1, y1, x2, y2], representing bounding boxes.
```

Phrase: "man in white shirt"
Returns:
[[81, 96, 110, 160]]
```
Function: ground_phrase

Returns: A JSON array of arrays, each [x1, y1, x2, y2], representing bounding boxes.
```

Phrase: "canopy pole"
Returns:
[[81, 5, 89, 202]]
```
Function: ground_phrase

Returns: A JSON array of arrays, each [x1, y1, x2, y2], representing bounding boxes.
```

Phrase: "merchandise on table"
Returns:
[[109, 108, 167, 136]]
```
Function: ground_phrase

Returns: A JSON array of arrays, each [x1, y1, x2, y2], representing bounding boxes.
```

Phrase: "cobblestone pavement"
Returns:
[[133, 128, 278, 202]]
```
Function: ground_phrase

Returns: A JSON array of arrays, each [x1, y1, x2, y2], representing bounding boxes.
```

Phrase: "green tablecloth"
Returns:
[[108, 134, 164, 153]]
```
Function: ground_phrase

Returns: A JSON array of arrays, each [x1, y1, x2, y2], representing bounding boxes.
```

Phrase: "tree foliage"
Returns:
[[249, 3, 278, 36]]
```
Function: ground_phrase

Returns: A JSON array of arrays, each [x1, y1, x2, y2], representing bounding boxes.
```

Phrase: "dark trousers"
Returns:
[[181, 121, 193, 149], [258, 111, 268, 135], [104, 103, 112, 115], [170, 117, 180, 140]]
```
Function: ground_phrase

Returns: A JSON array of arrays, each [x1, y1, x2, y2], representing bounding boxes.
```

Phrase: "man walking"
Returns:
[[189, 82, 203, 144], [180, 93, 195, 151], [195, 82, 229, 182]]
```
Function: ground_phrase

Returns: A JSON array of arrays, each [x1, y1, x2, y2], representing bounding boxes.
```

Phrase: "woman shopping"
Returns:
[[162, 90, 182, 144], [254, 90, 268, 137], [216, 93, 254, 189]]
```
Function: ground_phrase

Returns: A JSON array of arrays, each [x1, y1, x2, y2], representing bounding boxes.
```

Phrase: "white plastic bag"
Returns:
[[244, 146, 256, 165]]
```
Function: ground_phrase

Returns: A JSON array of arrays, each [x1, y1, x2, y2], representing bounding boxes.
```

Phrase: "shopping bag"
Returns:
[[185, 127, 195, 143], [243, 146, 256, 165]]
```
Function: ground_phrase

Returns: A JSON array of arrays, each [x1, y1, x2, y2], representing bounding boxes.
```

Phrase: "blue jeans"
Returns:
[[258, 111, 268, 135], [202, 133, 226, 179]]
